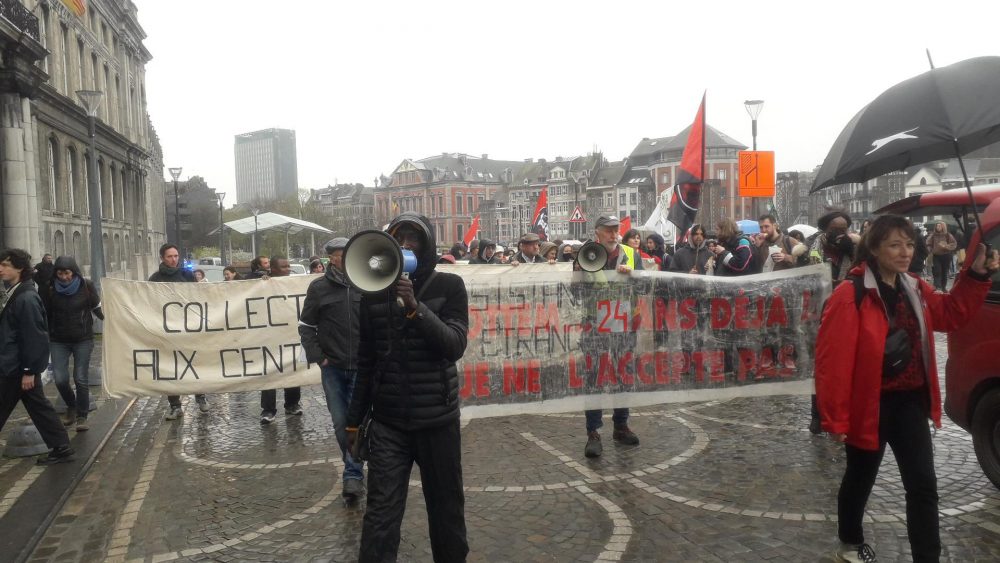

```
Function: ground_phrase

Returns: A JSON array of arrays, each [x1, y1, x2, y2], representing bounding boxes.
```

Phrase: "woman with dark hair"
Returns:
[[644, 233, 667, 270], [622, 228, 654, 266], [193, 269, 207, 282], [309, 259, 325, 274], [223, 266, 241, 281], [816, 214, 998, 563]]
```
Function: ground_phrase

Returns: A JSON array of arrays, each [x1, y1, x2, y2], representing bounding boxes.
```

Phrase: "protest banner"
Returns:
[[102, 265, 832, 418]]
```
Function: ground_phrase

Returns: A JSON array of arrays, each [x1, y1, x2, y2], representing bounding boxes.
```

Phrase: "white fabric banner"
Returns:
[[102, 265, 832, 419]]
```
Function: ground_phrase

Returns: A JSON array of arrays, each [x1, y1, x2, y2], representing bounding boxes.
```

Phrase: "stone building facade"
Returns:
[[310, 183, 377, 238], [1, 0, 164, 279]]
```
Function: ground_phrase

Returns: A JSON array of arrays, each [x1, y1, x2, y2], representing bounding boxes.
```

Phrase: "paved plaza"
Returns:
[[1, 335, 999, 562]]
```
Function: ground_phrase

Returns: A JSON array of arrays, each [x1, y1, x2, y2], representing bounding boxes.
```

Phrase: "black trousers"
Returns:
[[259, 387, 300, 414], [0, 374, 71, 450], [360, 419, 467, 563], [931, 254, 951, 291], [838, 390, 939, 562]]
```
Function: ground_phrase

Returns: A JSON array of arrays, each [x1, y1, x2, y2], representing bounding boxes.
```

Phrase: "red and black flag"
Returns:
[[530, 187, 549, 241], [667, 93, 706, 244]]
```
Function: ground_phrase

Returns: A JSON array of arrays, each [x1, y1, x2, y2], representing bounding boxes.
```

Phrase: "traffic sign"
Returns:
[[569, 206, 587, 223], [738, 151, 775, 197]]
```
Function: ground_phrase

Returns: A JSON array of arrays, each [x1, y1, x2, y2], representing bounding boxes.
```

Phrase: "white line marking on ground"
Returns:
[[0, 465, 43, 519]]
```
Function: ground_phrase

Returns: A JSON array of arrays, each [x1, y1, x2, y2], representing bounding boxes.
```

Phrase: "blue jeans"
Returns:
[[585, 408, 629, 433], [50, 340, 93, 417], [321, 365, 364, 481]]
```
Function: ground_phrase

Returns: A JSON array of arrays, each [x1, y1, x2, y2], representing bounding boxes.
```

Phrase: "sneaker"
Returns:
[[835, 542, 877, 562], [260, 411, 276, 425], [164, 406, 183, 421], [61, 411, 76, 426], [197, 399, 210, 413], [285, 404, 303, 416], [36, 445, 75, 465], [75, 417, 89, 432], [612, 425, 640, 445], [342, 478, 364, 499], [584, 431, 603, 458]]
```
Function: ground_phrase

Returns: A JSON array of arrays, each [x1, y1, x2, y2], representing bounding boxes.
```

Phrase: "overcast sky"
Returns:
[[138, 0, 999, 203]]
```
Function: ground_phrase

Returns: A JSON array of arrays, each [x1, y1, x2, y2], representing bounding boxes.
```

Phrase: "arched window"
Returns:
[[109, 162, 118, 219], [72, 231, 83, 261], [47, 137, 59, 210], [102, 233, 110, 272], [99, 158, 110, 218], [66, 147, 77, 213], [920, 177, 928, 186], [53, 230, 65, 256], [114, 233, 122, 267]]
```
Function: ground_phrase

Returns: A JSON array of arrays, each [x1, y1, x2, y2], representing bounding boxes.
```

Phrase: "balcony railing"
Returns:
[[0, 0, 40, 41]]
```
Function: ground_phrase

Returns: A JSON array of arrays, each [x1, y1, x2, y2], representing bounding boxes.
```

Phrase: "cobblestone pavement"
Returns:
[[6, 334, 1000, 562]]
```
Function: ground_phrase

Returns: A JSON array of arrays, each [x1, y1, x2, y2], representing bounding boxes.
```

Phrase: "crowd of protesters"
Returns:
[[2, 202, 993, 563]]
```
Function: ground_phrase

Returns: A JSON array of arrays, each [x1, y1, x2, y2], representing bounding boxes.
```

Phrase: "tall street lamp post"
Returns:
[[251, 207, 260, 256], [744, 99, 764, 217], [168, 167, 183, 260], [216, 192, 227, 265], [77, 90, 105, 292]]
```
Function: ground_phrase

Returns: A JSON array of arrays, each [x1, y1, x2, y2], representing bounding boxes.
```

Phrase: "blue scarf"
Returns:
[[55, 276, 82, 296]]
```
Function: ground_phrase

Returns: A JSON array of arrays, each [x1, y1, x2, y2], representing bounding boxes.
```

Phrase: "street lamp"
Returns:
[[77, 89, 105, 292], [216, 192, 227, 265], [251, 207, 261, 256], [168, 167, 182, 261], [744, 99, 764, 216]]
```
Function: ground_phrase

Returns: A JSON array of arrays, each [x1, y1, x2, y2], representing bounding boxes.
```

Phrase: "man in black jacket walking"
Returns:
[[259, 255, 302, 423], [149, 244, 208, 419], [346, 212, 469, 562], [299, 238, 364, 501], [42, 256, 103, 432], [0, 249, 74, 465]]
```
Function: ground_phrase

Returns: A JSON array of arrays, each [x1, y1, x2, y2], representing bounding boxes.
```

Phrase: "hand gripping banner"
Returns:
[[102, 265, 832, 419]]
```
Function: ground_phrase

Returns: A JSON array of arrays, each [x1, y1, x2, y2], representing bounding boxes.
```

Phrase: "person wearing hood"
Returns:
[[345, 212, 469, 562], [644, 233, 668, 270], [299, 237, 365, 503], [469, 239, 499, 264], [808, 211, 861, 286], [668, 224, 712, 275], [539, 241, 559, 263], [42, 256, 103, 431], [149, 244, 208, 419]]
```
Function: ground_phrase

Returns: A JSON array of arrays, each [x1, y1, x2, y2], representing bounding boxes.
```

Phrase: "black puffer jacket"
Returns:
[[347, 212, 469, 431], [42, 256, 103, 343], [0, 280, 49, 378], [298, 266, 360, 370]]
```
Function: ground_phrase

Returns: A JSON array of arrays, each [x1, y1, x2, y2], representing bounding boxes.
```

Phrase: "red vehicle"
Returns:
[[878, 185, 1000, 489]]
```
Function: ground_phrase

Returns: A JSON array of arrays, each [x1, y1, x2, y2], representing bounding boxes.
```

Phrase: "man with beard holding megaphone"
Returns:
[[343, 212, 469, 563]]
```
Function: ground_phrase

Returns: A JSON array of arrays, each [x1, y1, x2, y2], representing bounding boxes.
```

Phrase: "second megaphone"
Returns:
[[575, 240, 608, 272], [343, 229, 418, 293]]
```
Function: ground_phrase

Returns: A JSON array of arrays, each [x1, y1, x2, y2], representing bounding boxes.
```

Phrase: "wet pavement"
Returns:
[[2, 334, 999, 562]]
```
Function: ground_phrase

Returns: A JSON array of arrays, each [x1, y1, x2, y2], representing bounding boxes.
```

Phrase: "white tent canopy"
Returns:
[[210, 212, 333, 257]]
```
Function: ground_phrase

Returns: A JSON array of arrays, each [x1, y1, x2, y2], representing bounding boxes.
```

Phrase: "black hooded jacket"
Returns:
[[347, 212, 469, 431], [298, 265, 360, 370], [468, 238, 498, 264], [42, 256, 103, 343]]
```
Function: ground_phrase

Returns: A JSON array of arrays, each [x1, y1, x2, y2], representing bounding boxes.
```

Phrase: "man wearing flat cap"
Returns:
[[298, 236, 365, 502], [582, 215, 642, 458], [510, 232, 545, 265]]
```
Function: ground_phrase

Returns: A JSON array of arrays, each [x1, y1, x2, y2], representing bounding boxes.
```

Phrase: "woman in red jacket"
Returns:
[[816, 214, 998, 563]]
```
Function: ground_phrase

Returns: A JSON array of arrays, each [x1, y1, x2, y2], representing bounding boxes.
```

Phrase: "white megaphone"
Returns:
[[575, 240, 608, 272], [343, 230, 418, 294]]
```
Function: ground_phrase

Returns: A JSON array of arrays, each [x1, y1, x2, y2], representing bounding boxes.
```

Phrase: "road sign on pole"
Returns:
[[569, 206, 587, 223]]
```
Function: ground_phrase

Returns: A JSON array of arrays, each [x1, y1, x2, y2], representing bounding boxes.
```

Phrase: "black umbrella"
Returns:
[[810, 56, 1000, 236]]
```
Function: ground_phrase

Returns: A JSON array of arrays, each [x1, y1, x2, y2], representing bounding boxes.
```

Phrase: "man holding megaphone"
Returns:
[[581, 215, 643, 459], [343, 212, 469, 563]]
